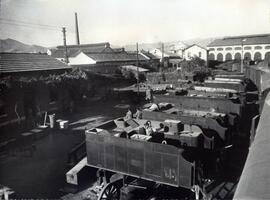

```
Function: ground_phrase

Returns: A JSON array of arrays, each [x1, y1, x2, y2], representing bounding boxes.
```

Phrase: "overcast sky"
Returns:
[[1, 0, 270, 47]]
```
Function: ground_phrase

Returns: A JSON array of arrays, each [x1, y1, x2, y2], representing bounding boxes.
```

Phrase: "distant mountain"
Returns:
[[0, 38, 48, 53], [124, 37, 219, 51], [124, 42, 162, 52]]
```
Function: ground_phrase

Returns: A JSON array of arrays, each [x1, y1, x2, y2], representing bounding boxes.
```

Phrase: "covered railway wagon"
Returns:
[[85, 118, 216, 199]]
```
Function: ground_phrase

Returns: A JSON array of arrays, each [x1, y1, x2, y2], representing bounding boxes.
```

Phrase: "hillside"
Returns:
[[0, 38, 48, 53]]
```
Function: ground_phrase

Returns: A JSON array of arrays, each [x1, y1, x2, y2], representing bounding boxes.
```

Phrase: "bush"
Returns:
[[179, 57, 206, 73], [193, 66, 212, 82]]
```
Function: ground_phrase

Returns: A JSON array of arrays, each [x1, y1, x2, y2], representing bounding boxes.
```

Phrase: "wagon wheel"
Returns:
[[97, 179, 123, 200]]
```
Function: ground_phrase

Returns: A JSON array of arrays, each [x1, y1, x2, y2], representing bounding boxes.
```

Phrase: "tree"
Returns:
[[178, 57, 210, 82]]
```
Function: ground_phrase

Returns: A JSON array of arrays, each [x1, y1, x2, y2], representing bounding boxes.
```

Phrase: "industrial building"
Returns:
[[0, 53, 71, 128], [49, 43, 150, 74], [207, 34, 270, 62], [183, 44, 208, 61]]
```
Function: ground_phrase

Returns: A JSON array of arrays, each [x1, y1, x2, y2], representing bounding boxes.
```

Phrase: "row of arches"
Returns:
[[209, 52, 270, 62]]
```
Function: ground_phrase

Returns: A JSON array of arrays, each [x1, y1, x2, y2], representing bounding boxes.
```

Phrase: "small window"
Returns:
[[255, 46, 262, 50], [188, 52, 191, 58], [225, 47, 232, 51], [235, 47, 242, 50], [265, 46, 270, 49], [217, 48, 223, 51], [198, 52, 202, 57], [209, 48, 215, 51]]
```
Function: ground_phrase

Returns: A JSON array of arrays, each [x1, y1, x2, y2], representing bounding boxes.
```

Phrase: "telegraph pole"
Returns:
[[62, 27, 69, 63], [161, 43, 164, 72], [136, 42, 140, 96]]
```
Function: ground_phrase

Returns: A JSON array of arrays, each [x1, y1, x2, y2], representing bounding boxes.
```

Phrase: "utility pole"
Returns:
[[62, 27, 69, 63], [161, 43, 164, 72], [136, 42, 140, 96]]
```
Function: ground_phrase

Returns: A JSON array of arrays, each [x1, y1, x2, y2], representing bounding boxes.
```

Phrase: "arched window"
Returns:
[[217, 48, 223, 51], [254, 52, 262, 61], [254, 46, 262, 50], [208, 53, 215, 60], [265, 52, 270, 62], [234, 52, 241, 60], [225, 47, 232, 51], [225, 53, 232, 61], [217, 53, 223, 62], [235, 47, 242, 50], [244, 52, 251, 60], [244, 46, 252, 50]]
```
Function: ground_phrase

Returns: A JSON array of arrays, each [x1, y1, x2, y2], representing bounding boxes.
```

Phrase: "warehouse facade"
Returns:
[[207, 34, 270, 62]]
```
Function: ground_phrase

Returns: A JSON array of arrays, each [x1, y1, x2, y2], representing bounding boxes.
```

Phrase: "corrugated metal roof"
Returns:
[[0, 53, 71, 73], [208, 34, 270, 47], [85, 52, 148, 63]]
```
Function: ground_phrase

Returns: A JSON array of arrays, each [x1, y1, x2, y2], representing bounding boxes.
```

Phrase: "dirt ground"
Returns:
[[0, 98, 137, 199]]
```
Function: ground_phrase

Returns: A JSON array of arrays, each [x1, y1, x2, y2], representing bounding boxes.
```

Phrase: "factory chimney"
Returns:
[[75, 12, 80, 45]]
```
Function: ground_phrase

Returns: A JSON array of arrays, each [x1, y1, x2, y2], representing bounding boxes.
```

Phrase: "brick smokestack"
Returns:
[[75, 12, 80, 45]]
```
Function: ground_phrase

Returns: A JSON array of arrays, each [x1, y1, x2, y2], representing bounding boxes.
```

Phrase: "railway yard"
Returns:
[[0, 64, 268, 200], [2, 1, 270, 199], [60, 68, 262, 200]]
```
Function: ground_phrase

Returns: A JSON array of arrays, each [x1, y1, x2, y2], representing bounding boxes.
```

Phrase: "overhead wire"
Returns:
[[0, 18, 59, 28], [0, 21, 61, 31], [0, 19, 76, 34]]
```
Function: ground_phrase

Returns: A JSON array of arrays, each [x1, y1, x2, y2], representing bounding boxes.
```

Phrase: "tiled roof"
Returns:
[[184, 44, 207, 50], [85, 52, 147, 63], [56, 42, 109, 49], [112, 48, 125, 53], [51, 42, 113, 58], [208, 34, 270, 47], [50, 48, 80, 58], [0, 53, 71, 73]]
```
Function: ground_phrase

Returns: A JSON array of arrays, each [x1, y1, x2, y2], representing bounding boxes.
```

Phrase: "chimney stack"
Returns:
[[75, 12, 80, 45]]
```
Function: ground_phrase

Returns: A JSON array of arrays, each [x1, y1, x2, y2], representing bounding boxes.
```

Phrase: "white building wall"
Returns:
[[150, 48, 170, 59], [208, 44, 270, 61], [184, 45, 207, 61], [68, 52, 96, 65]]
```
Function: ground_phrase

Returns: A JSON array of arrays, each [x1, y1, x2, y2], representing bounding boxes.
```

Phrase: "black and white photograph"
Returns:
[[1, 0, 270, 199]]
